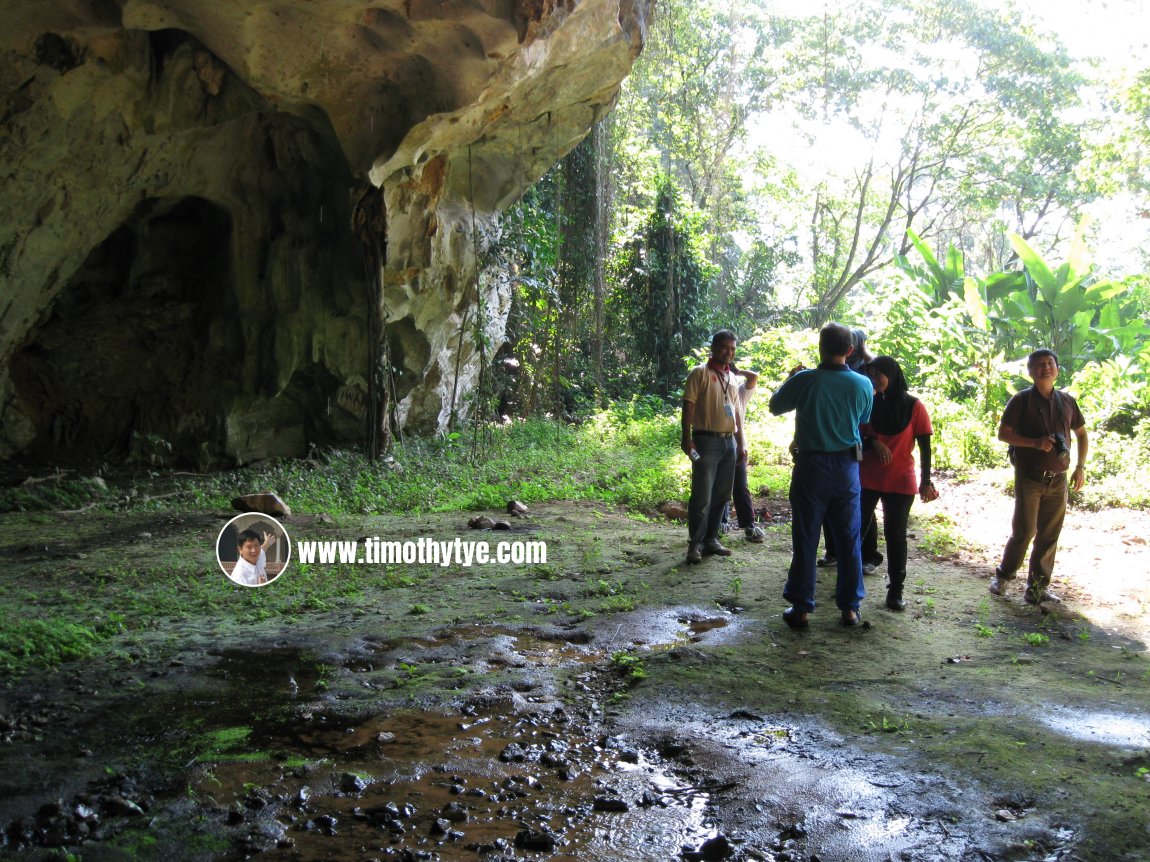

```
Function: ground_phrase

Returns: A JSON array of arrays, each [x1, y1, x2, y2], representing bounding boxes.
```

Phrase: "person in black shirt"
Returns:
[[989, 348, 1088, 605]]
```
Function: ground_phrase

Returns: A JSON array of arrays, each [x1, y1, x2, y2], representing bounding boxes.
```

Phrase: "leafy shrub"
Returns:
[[922, 395, 1001, 471], [735, 328, 819, 380], [1070, 354, 1150, 436], [1074, 426, 1150, 510]]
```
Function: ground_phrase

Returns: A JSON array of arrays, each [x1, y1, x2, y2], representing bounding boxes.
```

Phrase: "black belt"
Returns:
[[1020, 469, 1065, 482], [693, 429, 734, 438]]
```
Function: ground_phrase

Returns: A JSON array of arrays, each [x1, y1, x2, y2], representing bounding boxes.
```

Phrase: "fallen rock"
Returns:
[[468, 516, 496, 530], [338, 773, 368, 794], [726, 708, 763, 721], [700, 834, 734, 860], [658, 501, 688, 521], [231, 492, 292, 517], [440, 801, 468, 822], [492, 520, 512, 530], [507, 500, 528, 515], [592, 796, 630, 812], [498, 743, 527, 763], [515, 829, 558, 851]]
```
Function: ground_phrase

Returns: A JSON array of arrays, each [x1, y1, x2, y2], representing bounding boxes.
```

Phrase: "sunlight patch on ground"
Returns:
[[1034, 706, 1150, 748]]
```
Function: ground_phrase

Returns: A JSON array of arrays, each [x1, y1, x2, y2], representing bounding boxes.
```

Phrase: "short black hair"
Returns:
[[1027, 348, 1059, 367], [711, 329, 737, 348], [236, 529, 262, 547], [819, 323, 853, 358]]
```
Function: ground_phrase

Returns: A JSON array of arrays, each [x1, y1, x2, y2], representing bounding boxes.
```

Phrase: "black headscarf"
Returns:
[[866, 355, 917, 435]]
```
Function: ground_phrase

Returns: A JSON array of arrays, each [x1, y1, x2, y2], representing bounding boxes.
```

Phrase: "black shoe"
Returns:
[[816, 555, 837, 568], [782, 607, 809, 630], [886, 593, 905, 612], [841, 609, 862, 627], [702, 540, 732, 557]]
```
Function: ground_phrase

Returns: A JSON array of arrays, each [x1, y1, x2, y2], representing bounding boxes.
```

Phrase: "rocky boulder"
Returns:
[[0, 0, 652, 465]]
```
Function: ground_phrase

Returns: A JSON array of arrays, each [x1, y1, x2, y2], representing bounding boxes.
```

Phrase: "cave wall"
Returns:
[[0, 0, 652, 464]]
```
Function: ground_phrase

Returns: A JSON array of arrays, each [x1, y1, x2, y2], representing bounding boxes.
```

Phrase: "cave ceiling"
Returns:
[[0, 0, 651, 464]]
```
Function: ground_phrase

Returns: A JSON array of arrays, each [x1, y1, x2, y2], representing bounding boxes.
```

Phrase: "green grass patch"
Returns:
[[0, 617, 110, 674], [0, 411, 801, 520]]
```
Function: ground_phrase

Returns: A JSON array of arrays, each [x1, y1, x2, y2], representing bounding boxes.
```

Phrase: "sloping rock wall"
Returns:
[[0, 0, 651, 464]]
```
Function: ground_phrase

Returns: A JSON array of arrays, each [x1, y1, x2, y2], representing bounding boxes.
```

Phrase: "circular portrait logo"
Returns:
[[216, 514, 291, 587]]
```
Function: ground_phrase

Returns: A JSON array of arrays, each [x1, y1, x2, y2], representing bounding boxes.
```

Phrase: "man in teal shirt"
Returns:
[[769, 323, 873, 628]]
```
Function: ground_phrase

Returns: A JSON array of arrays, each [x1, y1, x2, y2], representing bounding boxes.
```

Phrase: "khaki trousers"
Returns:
[[997, 471, 1067, 597]]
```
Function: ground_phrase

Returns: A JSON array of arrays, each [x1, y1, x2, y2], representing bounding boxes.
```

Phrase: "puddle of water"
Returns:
[[210, 648, 322, 697], [1036, 707, 1150, 747], [685, 616, 729, 640], [188, 706, 715, 861], [361, 625, 600, 667]]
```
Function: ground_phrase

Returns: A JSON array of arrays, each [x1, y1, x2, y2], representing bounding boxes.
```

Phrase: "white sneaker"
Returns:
[[745, 525, 765, 543], [988, 576, 1005, 596]]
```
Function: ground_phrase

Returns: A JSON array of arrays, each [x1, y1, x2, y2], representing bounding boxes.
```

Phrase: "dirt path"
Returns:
[[1, 480, 1148, 861], [931, 469, 1150, 641]]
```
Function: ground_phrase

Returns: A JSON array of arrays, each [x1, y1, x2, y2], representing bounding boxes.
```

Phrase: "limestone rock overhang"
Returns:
[[0, 0, 651, 464]]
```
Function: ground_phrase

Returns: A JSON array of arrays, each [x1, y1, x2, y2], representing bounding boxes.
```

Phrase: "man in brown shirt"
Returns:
[[681, 330, 746, 564], [990, 348, 1088, 605]]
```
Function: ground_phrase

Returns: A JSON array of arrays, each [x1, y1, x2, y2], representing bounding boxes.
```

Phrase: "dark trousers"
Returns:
[[860, 489, 915, 596], [997, 471, 1067, 597], [688, 435, 737, 545], [823, 514, 880, 564], [784, 452, 865, 613], [731, 458, 755, 528]]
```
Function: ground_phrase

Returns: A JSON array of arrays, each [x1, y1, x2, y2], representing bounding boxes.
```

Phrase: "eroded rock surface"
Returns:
[[0, 0, 651, 464]]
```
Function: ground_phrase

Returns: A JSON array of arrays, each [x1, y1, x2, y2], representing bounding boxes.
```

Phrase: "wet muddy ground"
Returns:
[[2, 478, 1149, 861]]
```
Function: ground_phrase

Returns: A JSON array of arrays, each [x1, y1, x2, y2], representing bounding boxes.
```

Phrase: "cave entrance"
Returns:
[[11, 196, 238, 466]]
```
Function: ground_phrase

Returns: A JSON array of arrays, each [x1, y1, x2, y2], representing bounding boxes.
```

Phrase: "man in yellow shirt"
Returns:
[[681, 330, 746, 564]]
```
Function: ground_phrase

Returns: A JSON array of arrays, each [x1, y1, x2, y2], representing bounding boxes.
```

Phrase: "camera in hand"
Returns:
[[1052, 432, 1070, 465]]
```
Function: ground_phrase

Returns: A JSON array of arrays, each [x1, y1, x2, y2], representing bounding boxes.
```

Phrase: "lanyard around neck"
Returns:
[[709, 364, 732, 404]]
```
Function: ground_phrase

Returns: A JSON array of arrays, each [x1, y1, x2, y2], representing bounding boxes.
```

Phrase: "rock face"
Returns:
[[0, 0, 651, 465]]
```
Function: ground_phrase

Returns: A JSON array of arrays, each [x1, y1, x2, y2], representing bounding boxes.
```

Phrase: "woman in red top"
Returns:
[[859, 356, 938, 611]]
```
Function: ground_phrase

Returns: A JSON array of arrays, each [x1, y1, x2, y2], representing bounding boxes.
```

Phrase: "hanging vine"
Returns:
[[352, 183, 398, 460]]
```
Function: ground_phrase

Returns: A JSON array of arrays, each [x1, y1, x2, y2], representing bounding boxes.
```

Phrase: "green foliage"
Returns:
[[731, 329, 818, 391], [0, 476, 113, 513], [1005, 231, 1132, 375], [1073, 424, 1150, 511], [616, 175, 716, 396], [610, 650, 648, 682], [0, 618, 106, 674], [1070, 348, 1150, 435], [924, 397, 1001, 472], [864, 714, 909, 734], [868, 224, 1150, 497]]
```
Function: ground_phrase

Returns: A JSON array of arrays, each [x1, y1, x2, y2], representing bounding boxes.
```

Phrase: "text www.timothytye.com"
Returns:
[[296, 537, 548, 567]]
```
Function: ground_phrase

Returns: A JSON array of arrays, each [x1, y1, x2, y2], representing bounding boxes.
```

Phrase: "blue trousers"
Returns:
[[688, 435, 737, 545], [784, 452, 865, 612]]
